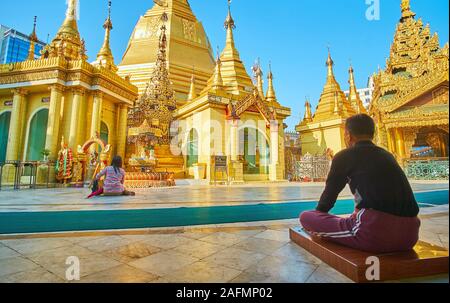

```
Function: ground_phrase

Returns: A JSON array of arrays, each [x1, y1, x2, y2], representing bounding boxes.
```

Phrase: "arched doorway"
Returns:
[[187, 128, 198, 167], [239, 127, 270, 176], [100, 122, 109, 145], [26, 109, 49, 161], [0, 111, 11, 163]]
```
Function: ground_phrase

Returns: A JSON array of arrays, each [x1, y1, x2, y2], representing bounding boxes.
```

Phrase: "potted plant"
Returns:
[[41, 149, 51, 162]]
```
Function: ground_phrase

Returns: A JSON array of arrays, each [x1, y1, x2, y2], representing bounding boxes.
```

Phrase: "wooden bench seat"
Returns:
[[290, 227, 449, 283]]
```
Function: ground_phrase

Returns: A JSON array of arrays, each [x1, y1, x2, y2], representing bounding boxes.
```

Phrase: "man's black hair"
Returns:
[[345, 114, 375, 139]]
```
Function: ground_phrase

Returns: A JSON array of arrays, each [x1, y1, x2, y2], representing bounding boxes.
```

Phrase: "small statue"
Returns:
[[89, 150, 99, 166], [56, 137, 74, 182]]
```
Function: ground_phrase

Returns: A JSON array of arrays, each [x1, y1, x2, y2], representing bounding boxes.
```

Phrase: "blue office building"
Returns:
[[0, 25, 46, 64]]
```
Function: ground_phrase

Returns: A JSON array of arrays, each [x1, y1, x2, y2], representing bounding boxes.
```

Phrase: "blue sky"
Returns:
[[0, 0, 448, 130]]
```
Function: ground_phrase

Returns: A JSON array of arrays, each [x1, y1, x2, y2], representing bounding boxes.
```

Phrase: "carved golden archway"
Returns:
[[71, 134, 112, 185]]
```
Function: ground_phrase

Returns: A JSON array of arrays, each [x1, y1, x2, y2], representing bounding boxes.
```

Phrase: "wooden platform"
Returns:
[[290, 227, 449, 283]]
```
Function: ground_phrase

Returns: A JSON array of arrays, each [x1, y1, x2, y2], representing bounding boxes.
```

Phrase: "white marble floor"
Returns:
[[0, 181, 448, 283], [0, 181, 448, 212], [0, 206, 448, 283]]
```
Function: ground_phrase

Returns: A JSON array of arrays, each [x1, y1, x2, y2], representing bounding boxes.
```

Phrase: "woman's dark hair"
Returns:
[[111, 156, 123, 174], [345, 114, 375, 139]]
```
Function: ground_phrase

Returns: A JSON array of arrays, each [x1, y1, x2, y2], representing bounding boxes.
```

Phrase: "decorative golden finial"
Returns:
[[212, 46, 224, 90], [401, 0, 415, 20], [94, 1, 117, 72], [188, 66, 197, 101], [347, 64, 367, 114], [266, 62, 277, 104], [252, 58, 264, 98], [303, 98, 313, 122], [326, 47, 335, 78], [225, 0, 235, 30], [27, 16, 38, 61], [59, 0, 79, 35], [44, 0, 85, 60]]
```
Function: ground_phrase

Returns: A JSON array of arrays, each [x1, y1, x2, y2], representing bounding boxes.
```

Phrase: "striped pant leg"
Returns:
[[299, 210, 365, 250]]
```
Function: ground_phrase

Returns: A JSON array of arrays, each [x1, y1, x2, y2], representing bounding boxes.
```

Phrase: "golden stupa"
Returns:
[[118, 0, 215, 103], [296, 51, 357, 155], [175, 2, 291, 182]]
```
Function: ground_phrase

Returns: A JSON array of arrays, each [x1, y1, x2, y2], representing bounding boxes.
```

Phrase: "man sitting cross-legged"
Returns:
[[300, 114, 420, 254]]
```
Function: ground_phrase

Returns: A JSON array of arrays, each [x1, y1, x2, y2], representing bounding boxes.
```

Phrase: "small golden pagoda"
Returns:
[[175, 2, 291, 182], [370, 0, 449, 164], [118, 0, 215, 103], [296, 51, 356, 155], [0, 0, 138, 184], [348, 65, 368, 114]]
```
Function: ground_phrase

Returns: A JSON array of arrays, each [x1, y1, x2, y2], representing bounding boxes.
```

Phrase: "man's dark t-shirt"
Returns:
[[317, 141, 419, 217]]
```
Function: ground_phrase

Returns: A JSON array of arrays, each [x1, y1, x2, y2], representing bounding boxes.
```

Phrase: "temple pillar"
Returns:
[[386, 128, 396, 154], [68, 88, 84, 152], [2, 89, 28, 183], [440, 133, 448, 157], [394, 128, 406, 160], [230, 119, 238, 161], [228, 119, 243, 183], [5, 89, 28, 161], [90, 91, 103, 138], [116, 104, 128, 160], [269, 120, 280, 181], [45, 84, 64, 160]]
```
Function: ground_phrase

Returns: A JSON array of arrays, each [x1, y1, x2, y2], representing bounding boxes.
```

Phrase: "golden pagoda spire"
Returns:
[[223, 0, 238, 57], [43, 0, 86, 61], [58, 0, 80, 40], [212, 48, 224, 90], [266, 62, 277, 104], [252, 58, 264, 98], [94, 1, 118, 72], [27, 16, 38, 61], [201, 0, 253, 96], [187, 67, 198, 101], [303, 98, 313, 122], [326, 48, 335, 81], [312, 51, 356, 122], [401, 0, 416, 20], [347, 64, 367, 114]]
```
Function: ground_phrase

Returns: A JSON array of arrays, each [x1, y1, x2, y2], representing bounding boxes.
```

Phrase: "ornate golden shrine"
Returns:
[[126, 13, 184, 176], [70, 134, 112, 186], [370, 0, 449, 163]]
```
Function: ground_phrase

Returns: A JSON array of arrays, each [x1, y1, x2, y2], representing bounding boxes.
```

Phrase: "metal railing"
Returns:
[[404, 157, 449, 180], [0, 160, 56, 190], [293, 154, 331, 182]]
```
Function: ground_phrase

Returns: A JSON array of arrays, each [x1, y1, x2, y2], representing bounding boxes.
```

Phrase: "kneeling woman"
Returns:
[[88, 156, 135, 198]]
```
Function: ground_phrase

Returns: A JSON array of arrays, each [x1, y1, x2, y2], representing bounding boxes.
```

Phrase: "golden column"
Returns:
[[229, 119, 239, 161], [90, 91, 103, 138], [45, 84, 64, 160], [68, 87, 84, 151], [440, 133, 448, 157], [5, 89, 28, 161], [269, 120, 280, 181], [394, 128, 406, 159], [386, 128, 396, 155], [116, 104, 129, 160]]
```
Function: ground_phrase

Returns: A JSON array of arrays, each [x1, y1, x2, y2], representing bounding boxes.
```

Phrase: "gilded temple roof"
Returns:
[[371, 0, 449, 114]]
